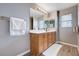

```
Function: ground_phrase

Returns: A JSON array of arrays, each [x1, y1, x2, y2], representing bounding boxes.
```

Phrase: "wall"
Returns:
[[49, 11, 57, 20], [59, 5, 78, 45], [78, 4, 79, 52], [0, 3, 33, 56]]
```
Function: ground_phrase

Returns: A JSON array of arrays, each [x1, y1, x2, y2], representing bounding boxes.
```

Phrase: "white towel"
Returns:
[[10, 17, 26, 36]]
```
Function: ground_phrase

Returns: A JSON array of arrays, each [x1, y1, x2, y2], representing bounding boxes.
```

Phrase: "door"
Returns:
[[30, 17, 33, 30], [59, 6, 78, 45]]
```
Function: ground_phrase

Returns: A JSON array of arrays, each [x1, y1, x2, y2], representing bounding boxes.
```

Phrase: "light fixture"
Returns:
[[32, 5, 48, 15], [37, 7, 48, 15]]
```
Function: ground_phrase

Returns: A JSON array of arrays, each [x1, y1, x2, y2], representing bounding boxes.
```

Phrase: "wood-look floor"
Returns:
[[24, 44, 79, 56], [57, 45, 79, 56]]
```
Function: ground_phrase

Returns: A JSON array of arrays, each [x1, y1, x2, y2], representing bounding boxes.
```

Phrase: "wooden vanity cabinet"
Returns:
[[30, 33, 38, 55], [47, 32, 52, 46], [43, 33, 48, 50], [38, 33, 44, 54], [30, 32, 56, 56]]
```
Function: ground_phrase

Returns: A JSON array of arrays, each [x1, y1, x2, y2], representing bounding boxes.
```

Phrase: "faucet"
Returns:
[[44, 27, 47, 31]]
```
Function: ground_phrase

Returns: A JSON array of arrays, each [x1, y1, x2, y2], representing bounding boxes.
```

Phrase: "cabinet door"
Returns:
[[51, 32, 54, 44], [50, 32, 53, 45], [38, 34, 44, 54], [48, 32, 52, 46], [30, 33, 38, 55], [43, 33, 47, 50], [53, 32, 56, 43]]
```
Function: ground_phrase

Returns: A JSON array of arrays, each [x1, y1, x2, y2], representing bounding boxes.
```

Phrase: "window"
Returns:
[[60, 14, 72, 27]]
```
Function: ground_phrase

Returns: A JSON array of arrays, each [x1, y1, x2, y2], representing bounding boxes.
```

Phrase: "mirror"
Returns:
[[30, 8, 55, 31]]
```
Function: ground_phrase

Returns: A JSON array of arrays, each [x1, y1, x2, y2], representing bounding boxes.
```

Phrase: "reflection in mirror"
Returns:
[[30, 7, 55, 31], [30, 8, 45, 30]]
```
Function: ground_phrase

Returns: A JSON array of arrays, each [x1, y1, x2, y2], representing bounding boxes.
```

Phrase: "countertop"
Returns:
[[30, 29, 56, 34]]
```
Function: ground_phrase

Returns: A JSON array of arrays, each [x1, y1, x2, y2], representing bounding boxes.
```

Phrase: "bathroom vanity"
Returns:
[[30, 7, 57, 56], [30, 30, 56, 56]]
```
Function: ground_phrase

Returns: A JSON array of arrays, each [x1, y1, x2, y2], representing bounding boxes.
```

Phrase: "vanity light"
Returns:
[[32, 6, 48, 15], [37, 7, 48, 15]]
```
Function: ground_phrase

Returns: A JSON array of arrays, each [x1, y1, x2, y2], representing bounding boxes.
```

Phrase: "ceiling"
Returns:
[[37, 3, 77, 12], [30, 3, 77, 17]]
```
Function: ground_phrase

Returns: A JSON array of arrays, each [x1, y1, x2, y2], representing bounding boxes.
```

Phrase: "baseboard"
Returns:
[[56, 41, 61, 44], [60, 41, 79, 53], [77, 47, 79, 53], [60, 41, 78, 48], [17, 50, 30, 56]]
